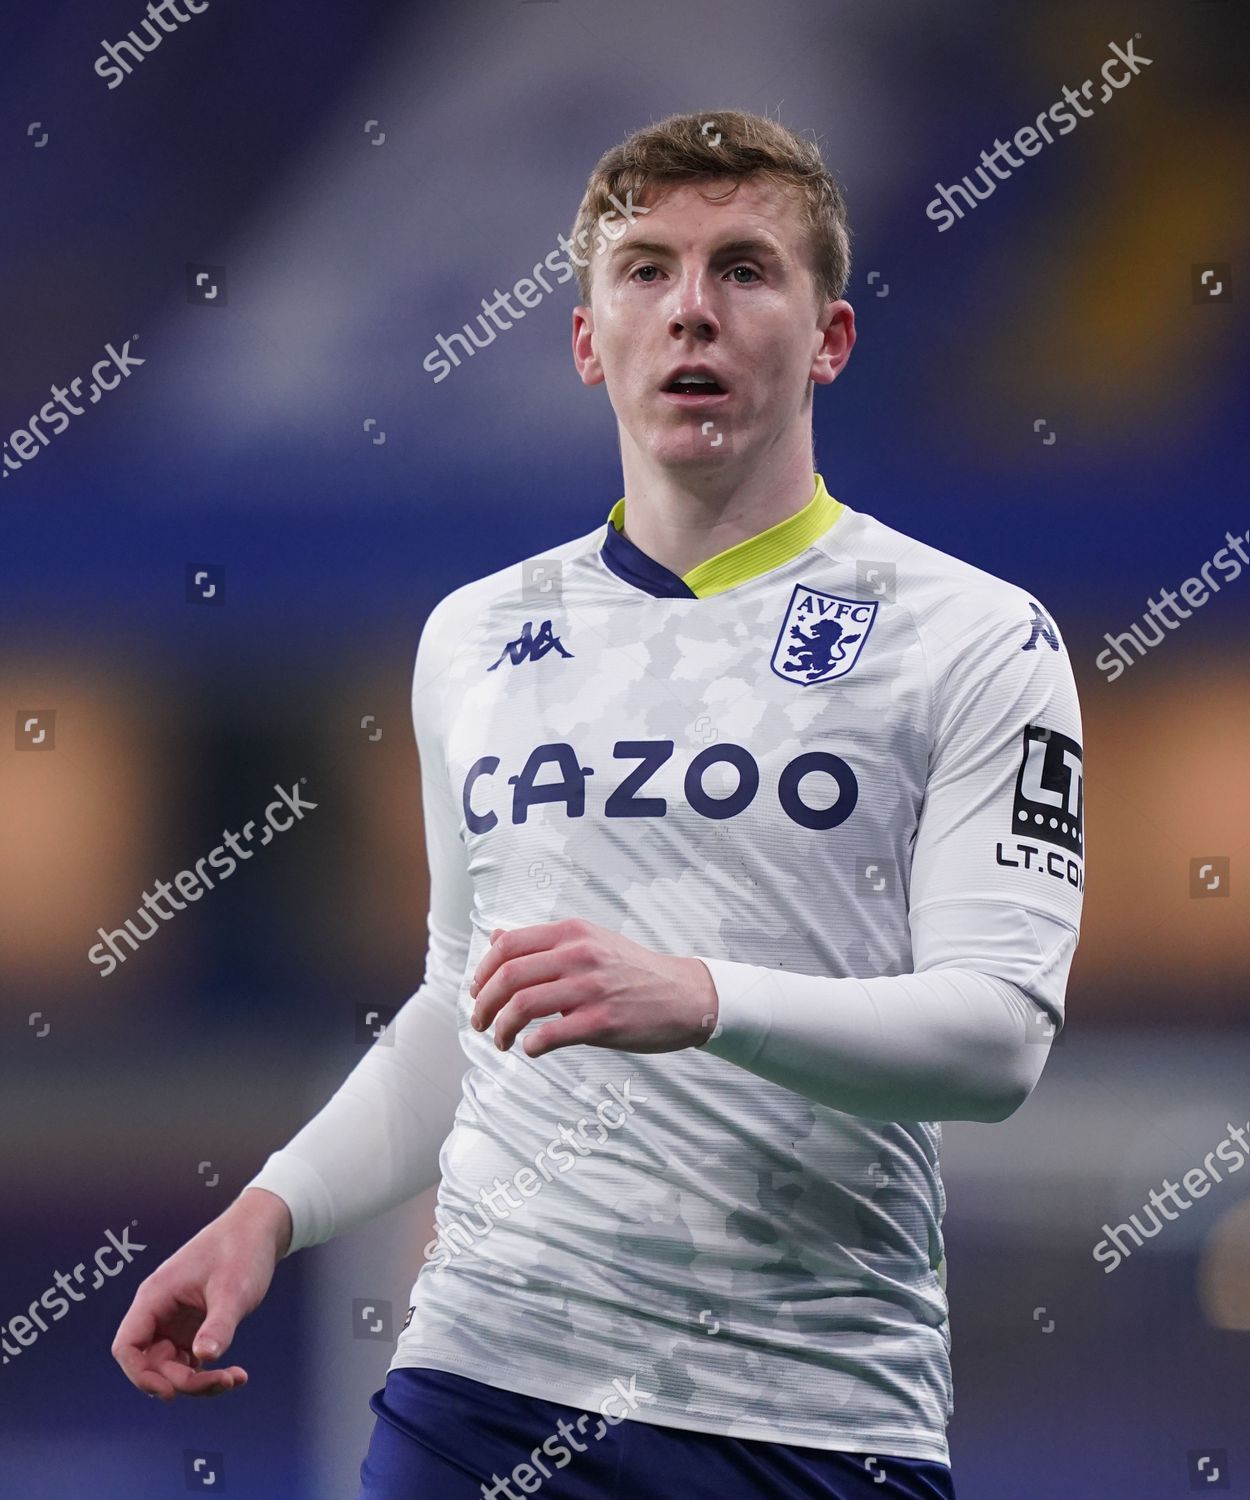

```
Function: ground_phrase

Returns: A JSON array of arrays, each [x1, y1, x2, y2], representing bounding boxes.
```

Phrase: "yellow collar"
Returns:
[[605, 474, 843, 599]]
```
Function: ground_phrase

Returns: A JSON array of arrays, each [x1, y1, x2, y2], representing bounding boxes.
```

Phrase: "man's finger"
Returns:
[[523, 1008, 611, 1059], [192, 1311, 237, 1362], [492, 977, 581, 1053], [472, 950, 566, 1034], [469, 923, 527, 999], [468, 919, 579, 1000], [111, 1302, 160, 1387], [137, 1370, 176, 1400], [158, 1360, 248, 1397]]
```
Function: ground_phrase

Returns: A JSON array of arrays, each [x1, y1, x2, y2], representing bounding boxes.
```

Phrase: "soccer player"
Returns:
[[113, 109, 1085, 1499]]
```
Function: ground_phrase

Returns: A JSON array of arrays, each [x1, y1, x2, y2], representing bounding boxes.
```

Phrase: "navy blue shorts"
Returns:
[[355, 1366, 956, 1499]]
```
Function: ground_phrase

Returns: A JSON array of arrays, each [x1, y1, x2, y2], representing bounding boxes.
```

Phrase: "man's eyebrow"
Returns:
[[715, 237, 787, 261], [606, 235, 787, 263]]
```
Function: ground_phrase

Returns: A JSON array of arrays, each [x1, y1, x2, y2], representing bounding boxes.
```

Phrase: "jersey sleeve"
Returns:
[[906, 590, 1084, 1035], [694, 591, 1084, 1122], [243, 597, 475, 1253]]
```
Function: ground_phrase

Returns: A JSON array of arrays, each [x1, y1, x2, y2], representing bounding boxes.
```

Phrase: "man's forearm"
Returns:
[[695, 959, 1057, 1122], [244, 973, 468, 1254]]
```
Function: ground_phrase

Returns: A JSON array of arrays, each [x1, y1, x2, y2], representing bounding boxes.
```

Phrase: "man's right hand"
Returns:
[[111, 1186, 293, 1401]]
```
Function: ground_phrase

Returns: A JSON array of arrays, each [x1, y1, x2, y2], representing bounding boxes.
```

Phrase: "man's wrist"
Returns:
[[684, 957, 720, 1046], [233, 1186, 294, 1259]]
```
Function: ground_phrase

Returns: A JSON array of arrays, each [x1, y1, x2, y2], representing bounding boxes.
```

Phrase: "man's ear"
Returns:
[[811, 299, 855, 387], [572, 305, 605, 388]]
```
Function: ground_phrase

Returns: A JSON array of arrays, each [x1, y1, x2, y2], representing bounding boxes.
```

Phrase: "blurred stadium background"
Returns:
[[1, 0, 1247, 1495]]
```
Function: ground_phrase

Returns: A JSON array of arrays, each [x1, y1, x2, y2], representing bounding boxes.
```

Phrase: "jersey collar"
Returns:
[[600, 473, 843, 600]]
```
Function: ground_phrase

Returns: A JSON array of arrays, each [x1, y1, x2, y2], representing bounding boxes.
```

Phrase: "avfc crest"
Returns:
[[771, 584, 878, 685]]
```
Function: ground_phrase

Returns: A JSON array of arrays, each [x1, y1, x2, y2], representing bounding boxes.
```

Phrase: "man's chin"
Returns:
[[638, 424, 738, 467]]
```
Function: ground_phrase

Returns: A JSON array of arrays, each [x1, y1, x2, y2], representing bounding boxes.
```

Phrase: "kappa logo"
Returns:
[[488, 619, 574, 671], [1021, 601, 1060, 652], [771, 584, 878, 685]]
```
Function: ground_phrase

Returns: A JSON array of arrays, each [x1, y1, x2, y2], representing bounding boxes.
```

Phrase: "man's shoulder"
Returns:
[[834, 504, 1056, 635], [422, 519, 607, 637]]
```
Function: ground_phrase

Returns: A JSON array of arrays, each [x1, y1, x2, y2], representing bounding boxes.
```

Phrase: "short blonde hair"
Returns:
[[569, 108, 852, 306]]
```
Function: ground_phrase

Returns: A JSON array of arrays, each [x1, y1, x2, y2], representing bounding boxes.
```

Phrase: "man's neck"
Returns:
[[616, 446, 820, 579]]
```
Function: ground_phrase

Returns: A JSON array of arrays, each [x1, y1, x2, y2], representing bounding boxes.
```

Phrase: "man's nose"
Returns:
[[668, 270, 719, 341]]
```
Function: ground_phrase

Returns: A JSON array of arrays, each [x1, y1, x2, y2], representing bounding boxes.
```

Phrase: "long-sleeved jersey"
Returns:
[[246, 473, 1084, 1464]]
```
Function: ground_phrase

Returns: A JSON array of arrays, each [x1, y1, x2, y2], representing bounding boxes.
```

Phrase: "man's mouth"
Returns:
[[661, 369, 729, 403]]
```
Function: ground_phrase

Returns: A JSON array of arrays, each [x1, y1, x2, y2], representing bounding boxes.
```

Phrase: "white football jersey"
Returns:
[[250, 474, 1084, 1464]]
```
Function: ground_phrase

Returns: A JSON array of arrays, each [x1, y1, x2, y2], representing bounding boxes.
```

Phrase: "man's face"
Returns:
[[572, 176, 853, 471]]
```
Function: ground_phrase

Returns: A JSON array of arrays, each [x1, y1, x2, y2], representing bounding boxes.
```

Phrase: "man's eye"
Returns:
[[631, 265, 662, 283], [726, 266, 760, 284]]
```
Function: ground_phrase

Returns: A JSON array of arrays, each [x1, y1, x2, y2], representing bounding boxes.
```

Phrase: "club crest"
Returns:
[[770, 584, 878, 685]]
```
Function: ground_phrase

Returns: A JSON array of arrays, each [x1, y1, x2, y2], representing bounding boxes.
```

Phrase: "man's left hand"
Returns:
[[468, 917, 719, 1059]]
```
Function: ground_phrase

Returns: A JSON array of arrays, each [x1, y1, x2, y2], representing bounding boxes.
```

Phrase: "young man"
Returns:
[[113, 110, 1085, 1499]]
